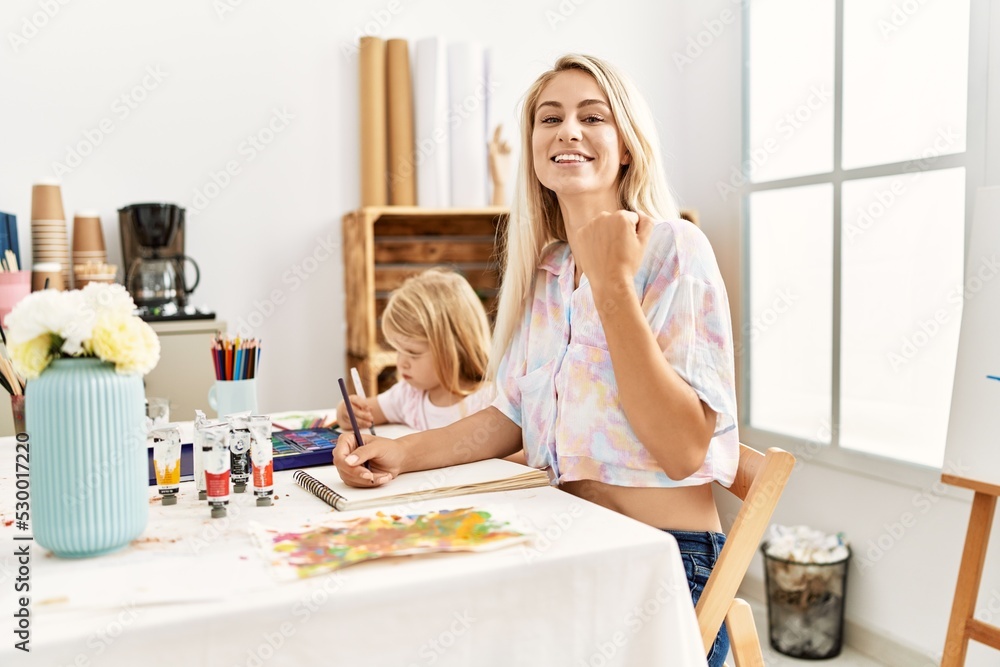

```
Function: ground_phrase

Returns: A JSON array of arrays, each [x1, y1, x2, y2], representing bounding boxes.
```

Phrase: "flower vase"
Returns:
[[27, 358, 148, 558]]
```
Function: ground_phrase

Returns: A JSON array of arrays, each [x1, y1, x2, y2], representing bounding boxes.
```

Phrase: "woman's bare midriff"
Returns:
[[559, 478, 722, 533]]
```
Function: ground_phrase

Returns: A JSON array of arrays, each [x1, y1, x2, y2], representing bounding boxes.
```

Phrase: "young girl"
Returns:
[[335, 55, 737, 666], [336, 268, 494, 431]]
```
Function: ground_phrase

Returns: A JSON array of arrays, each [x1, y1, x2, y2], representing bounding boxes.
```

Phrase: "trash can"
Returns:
[[761, 543, 851, 659]]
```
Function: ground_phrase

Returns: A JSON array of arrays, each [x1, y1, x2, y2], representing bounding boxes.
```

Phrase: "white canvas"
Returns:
[[944, 186, 1000, 486]]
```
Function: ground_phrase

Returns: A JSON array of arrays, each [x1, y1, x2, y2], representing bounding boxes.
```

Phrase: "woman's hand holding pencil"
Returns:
[[335, 377, 396, 486], [333, 430, 401, 487]]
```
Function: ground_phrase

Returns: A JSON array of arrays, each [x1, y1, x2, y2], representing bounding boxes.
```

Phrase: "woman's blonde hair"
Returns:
[[488, 54, 680, 379], [382, 268, 491, 397]]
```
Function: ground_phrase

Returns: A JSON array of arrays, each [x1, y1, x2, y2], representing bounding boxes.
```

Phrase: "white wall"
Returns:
[[0, 0, 679, 412], [667, 2, 1000, 665]]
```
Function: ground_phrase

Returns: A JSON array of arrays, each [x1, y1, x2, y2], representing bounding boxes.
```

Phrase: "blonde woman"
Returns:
[[335, 54, 737, 665], [336, 268, 493, 430]]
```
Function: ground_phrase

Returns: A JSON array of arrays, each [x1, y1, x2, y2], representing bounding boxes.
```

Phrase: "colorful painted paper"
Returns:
[[251, 507, 530, 580]]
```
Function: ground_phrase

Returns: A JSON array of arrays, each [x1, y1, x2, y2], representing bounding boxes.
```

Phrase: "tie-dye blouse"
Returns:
[[492, 219, 739, 488]]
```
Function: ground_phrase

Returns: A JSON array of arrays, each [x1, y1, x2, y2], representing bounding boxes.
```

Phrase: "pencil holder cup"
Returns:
[[208, 379, 258, 419], [0, 271, 31, 327]]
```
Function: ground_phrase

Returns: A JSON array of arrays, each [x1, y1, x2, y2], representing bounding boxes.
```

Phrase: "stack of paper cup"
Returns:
[[72, 210, 108, 286], [30, 180, 71, 289], [31, 262, 65, 291], [73, 262, 117, 289]]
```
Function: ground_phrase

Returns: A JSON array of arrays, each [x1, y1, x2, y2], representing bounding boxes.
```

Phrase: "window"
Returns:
[[742, 0, 977, 468]]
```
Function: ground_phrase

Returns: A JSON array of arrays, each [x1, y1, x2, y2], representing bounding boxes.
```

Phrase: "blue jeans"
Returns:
[[665, 530, 729, 667]]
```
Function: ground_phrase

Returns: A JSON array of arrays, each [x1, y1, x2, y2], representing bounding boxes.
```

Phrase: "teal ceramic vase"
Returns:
[[27, 358, 148, 558]]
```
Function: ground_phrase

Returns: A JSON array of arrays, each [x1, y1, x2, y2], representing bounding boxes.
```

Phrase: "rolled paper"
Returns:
[[414, 37, 451, 208], [448, 42, 488, 207], [386, 38, 417, 206], [359, 36, 388, 207]]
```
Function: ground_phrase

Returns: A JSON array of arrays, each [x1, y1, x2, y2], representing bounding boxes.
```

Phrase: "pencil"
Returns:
[[338, 377, 370, 471], [350, 367, 376, 436]]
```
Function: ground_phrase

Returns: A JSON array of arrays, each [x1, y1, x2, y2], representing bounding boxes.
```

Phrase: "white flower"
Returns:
[[6, 289, 94, 354], [90, 313, 160, 375], [57, 290, 95, 355], [7, 284, 159, 377], [82, 283, 136, 320], [9, 334, 55, 380]]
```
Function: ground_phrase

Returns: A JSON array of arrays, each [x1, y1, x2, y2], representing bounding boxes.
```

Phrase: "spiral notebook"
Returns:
[[292, 459, 549, 511]]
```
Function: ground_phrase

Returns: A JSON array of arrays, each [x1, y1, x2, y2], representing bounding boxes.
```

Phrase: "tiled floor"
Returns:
[[727, 598, 887, 666]]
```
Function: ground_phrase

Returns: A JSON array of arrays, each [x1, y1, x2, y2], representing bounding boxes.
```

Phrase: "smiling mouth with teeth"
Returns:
[[552, 154, 593, 163]]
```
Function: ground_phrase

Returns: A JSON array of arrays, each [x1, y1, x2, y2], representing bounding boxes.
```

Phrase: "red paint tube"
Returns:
[[203, 423, 231, 518]]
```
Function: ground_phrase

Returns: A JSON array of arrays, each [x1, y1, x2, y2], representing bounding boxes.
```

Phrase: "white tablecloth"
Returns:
[[0, 429, 706, 666]]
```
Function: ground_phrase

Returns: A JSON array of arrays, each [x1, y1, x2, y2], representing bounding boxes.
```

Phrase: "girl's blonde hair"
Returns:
[[382, 268, 491, 397], [488, 54, 680, 379]]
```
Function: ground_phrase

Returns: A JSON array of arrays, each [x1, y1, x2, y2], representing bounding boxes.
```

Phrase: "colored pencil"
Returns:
[[211, 335, 263, 381]]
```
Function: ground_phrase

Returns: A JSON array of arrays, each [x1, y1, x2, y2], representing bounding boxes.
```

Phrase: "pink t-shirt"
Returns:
[[377, 380, 495, 431]]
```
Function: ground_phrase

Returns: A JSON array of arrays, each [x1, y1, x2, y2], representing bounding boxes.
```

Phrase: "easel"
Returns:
[[941, 474, 1000, 666]]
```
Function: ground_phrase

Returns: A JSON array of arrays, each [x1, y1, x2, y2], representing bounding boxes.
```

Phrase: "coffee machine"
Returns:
[[119, 203, 212, 321]]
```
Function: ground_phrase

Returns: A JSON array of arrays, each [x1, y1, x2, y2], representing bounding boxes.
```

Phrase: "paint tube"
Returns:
[[193, 410, 208, 500], [152, 426, 182, 506], [203, 422, 231, 518], [228, 415, 252, 493], [249, 415, 273, 507]]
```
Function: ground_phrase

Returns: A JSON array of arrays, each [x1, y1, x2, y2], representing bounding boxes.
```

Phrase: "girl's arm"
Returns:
[[334, 407, 523, 486], [575, 212, 716, 481], [368, 395, 388, 425]]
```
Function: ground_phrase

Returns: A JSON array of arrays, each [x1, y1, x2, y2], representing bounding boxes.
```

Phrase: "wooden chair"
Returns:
[[695, 443, 796, 667]]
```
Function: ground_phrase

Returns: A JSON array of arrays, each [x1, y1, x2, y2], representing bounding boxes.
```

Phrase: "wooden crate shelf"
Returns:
[[343, 206, 509, 396]]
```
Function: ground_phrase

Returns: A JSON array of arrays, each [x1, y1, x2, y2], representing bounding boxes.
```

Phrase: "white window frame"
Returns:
[[738, 0, 992, 492]]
